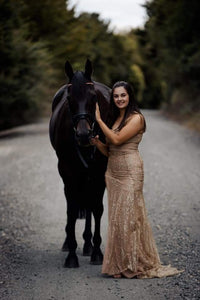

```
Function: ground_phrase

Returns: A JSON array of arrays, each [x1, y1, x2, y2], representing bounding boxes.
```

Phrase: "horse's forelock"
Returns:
[[71, 71, 94, 100], [71, 72, 87, 95], [72, 71, 87, 84]]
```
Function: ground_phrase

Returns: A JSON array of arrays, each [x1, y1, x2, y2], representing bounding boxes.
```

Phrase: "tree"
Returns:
[[0, 0, 55, 129], [144, 0, 200, 110]]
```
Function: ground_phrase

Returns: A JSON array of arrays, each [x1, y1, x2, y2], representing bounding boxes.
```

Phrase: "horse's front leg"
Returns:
[[90, 206, 104, 265], [82, 209, 93, 256], [63, 185, 79, 268], [90, 179, 105, 265]]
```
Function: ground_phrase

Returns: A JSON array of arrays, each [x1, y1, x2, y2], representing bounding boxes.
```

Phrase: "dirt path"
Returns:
[[0, 111, 199, 300]]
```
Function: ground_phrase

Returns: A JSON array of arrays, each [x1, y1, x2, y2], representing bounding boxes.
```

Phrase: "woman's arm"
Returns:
[[96, 103, 144, 146], [90, 135, 109, 157]]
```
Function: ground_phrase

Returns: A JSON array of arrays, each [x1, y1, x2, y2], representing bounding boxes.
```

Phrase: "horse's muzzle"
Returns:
[[75, 129, 93, 147]]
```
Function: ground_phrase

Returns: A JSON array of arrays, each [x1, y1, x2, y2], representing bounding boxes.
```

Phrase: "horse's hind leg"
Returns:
[[82, 209, 93, 256]]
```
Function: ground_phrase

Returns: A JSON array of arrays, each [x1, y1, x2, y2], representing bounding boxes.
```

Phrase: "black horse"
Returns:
[[49, 60, 110, 267]]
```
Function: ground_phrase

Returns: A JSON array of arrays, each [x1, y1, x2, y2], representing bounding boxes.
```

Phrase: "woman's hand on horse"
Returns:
[[95, 103, 101, 123], [90, 135, 99, 146]]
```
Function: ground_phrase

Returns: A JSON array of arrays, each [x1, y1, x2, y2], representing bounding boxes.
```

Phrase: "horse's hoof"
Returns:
[[61, 240, 69, 252], [83, 243, 93, 256], [90, 248, 103, 265], [64, 253, 79, 268]]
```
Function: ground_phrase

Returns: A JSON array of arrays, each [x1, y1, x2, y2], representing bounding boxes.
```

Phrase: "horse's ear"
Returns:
[[84, 59, 93, 80], [65, 61, 74, 81]]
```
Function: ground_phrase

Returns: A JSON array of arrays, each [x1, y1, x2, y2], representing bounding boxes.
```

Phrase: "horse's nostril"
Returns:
[[76, 130, 81, 137], [76, 130, 90, 138]]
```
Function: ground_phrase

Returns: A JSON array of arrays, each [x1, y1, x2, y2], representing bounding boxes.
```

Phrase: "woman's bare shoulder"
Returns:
[[126, 112, 144, 123], [126, 113, 145, 133]]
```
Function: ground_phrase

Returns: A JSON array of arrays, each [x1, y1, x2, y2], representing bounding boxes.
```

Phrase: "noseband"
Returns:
[[72, 112, 97, 169], [72, 113, 95, 134]]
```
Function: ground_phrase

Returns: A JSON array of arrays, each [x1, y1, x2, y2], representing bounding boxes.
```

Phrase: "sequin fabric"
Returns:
[[102, 133, 183, 278]]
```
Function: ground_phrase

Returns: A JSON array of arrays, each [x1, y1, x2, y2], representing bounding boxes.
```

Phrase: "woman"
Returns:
[[91, 81, 182, 279]]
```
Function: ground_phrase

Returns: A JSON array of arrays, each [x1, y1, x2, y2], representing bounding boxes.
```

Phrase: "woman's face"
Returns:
[[113, 86, 129, 110]]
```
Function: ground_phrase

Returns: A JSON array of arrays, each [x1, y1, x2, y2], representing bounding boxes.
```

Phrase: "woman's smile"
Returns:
[[116, 100, 126, 105], [113, 87, 129, 109]]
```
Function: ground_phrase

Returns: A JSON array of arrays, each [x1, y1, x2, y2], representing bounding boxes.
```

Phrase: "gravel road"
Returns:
[[0, 110, 199, 300]]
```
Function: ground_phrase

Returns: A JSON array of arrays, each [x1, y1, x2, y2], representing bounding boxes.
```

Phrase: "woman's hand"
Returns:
[[90, 134, 108, 157], [95, 103, 101, 123], [90, 135, 100, 146]]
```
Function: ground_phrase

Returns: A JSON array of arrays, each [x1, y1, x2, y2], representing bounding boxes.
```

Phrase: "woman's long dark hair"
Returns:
[[107, 81, 146, 131]]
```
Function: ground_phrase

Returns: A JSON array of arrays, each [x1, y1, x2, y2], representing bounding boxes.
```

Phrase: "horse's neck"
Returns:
[[94, 81, 111, 100], [94, 83, 110, 123]]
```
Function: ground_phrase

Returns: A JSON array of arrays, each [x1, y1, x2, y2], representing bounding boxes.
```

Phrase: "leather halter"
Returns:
[[67, 81, 96, 132], [72, 113, 96, 169], [67, 83, 97, 168], [72, 113, 95, 131]]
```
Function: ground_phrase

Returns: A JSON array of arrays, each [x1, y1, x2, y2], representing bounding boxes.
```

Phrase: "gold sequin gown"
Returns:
[[102, 133, 182, 278]]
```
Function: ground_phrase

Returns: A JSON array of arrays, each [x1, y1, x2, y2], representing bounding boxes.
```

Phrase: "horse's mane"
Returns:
[[71, 72, 87, 97], [94, 81, 111, 123], [94, 81, 111, 100]]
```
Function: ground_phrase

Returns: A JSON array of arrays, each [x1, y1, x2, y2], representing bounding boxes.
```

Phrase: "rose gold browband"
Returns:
[[67, 82, 94, 87]]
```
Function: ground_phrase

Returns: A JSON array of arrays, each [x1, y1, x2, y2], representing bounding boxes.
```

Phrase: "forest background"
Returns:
[[0, 0, 199, 130]]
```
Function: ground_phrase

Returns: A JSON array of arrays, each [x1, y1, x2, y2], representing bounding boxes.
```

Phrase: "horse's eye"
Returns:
[[67, 96, 71, 101]]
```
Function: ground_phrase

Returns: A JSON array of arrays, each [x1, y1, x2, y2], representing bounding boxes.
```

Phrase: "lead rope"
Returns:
[[74, 141, 89, 169], [74, 122, 99, 169], [65, 87, 89, 169]]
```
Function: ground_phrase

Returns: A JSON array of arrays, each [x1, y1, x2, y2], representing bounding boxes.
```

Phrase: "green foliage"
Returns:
[[128, 28, 163, 108], [2, 0, 199, 129], [0, 32, 54, 128], [128, 64, 145, 103], [0, 0, 56, 129], [0, 0, 138, 130], [122, 0, 200, 111], [143, 0, 200, 110], [20, 0, 75, 74], [61, 12, 132, 86]]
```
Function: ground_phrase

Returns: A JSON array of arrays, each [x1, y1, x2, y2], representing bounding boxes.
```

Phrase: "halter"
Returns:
[[67, 81, 96, 134], [67, 82, 98, 168], [72, 113, 97, 169], [72, 113, 95, 134]]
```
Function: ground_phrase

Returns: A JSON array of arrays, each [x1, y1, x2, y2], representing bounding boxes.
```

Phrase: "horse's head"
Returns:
[[65, 59, 97, 147]]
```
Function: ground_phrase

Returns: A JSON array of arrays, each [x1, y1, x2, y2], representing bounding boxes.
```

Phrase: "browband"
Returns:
[[67, 82, 94, 87]]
